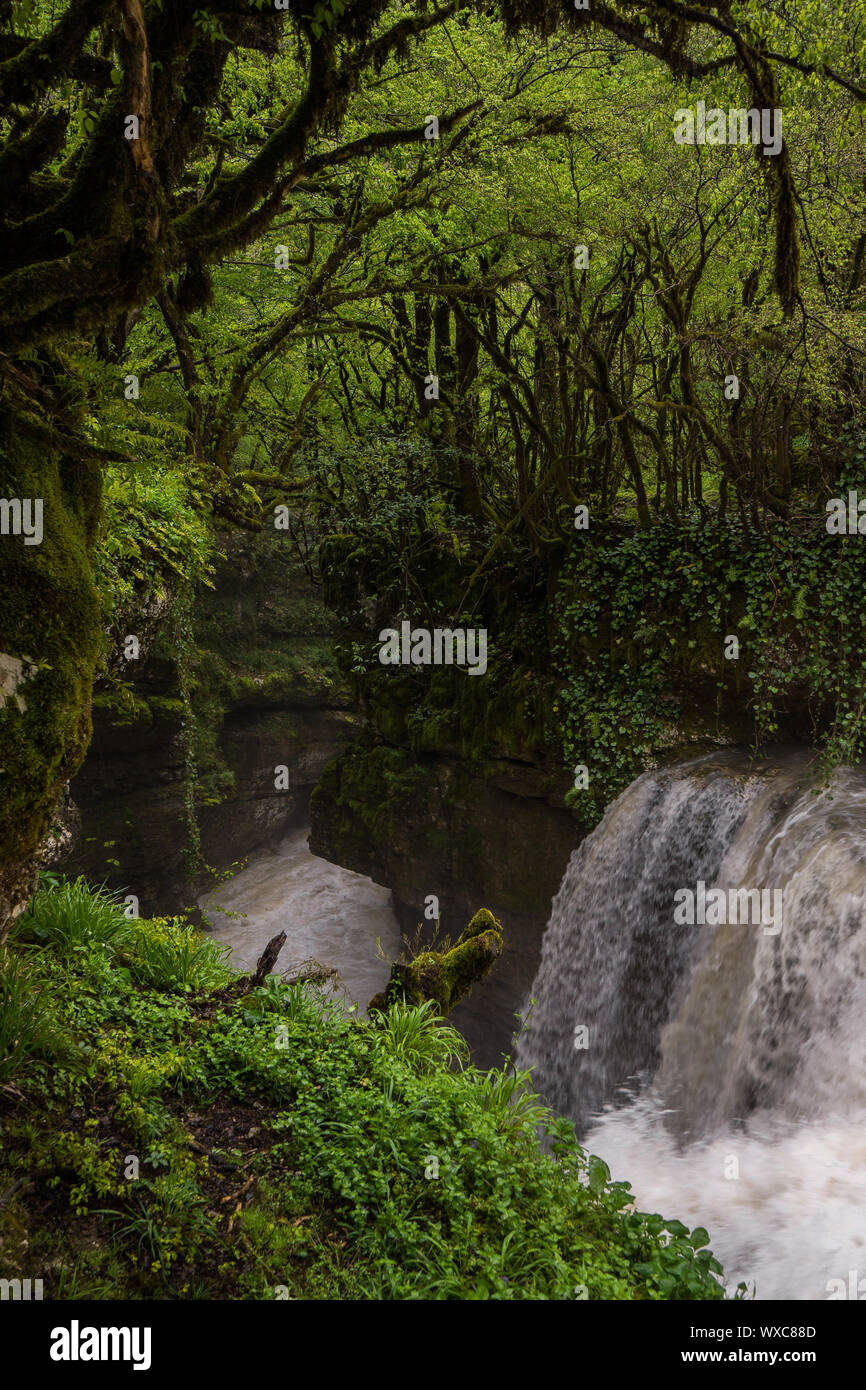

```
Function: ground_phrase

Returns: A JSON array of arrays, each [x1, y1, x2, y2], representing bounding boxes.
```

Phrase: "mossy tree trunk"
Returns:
[[0, 424, 102, 939]]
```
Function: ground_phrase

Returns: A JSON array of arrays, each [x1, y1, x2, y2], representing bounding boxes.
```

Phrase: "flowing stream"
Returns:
[[199, 825, 402, 1013], [516, 749, 866, 1300]]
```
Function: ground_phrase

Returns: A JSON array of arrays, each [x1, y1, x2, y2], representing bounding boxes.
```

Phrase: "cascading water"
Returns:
[[516, 749, 866, 1299]]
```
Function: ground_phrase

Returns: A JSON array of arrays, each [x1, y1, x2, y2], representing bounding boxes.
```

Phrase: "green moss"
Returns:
[[147, 695, 185, 723], [369, 908, 504, 1016], [91, 689, 185, 727], [0, 420, 102, 930], [311, 742, 430, 863]]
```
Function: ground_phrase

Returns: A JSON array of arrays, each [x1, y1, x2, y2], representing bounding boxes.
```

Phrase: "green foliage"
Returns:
[[97, 1173, 215, 1272], [0, 948, 75, 1088], [0, 879, 730, 1300], [22, 876, 134, 959], [124, 916, 233, 995], [93, 467, 214, 627], [555, 504, 866, 824]]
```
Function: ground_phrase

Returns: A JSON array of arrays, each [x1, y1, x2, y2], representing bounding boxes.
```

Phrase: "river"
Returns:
[[199, 824, 402, 1014]]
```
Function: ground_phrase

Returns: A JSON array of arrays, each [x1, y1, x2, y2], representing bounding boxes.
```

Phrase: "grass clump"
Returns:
[[0, 949, 78, 1088], [124, 917, 233, 994], [21, 876, 134, 957]]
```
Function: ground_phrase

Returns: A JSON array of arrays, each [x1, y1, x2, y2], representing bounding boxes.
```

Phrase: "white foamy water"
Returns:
[[198, 825, 402, 1013], [517, 751, 866, 1300], [584, 1101, 866, 1300]]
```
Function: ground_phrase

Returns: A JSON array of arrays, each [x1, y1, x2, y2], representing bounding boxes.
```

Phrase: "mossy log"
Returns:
[[368, 908, 503, 1017]]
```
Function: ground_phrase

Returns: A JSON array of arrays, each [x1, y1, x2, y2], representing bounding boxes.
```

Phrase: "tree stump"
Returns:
[[367, 908, 503, 1017]]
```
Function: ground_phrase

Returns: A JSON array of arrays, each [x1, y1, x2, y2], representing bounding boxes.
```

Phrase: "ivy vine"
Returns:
[[554, 502, 866, 827]]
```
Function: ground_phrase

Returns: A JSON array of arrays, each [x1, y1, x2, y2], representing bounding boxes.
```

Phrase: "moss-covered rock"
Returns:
[[0, 420, 102, 938], [368, 907, 503, 1016]]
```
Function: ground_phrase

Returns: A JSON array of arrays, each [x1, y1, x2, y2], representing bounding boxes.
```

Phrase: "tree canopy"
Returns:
[[0, 0, 864, 929]]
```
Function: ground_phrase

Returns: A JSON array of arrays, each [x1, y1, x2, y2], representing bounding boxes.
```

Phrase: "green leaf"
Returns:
[[588, 1155, 610, 1194]]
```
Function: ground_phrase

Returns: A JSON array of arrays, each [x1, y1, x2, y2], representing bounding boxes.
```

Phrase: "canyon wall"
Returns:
[[58, 527, 357, 916]]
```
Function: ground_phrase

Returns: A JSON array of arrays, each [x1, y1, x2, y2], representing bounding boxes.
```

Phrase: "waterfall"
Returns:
[[517, 749, 866, 1299]]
